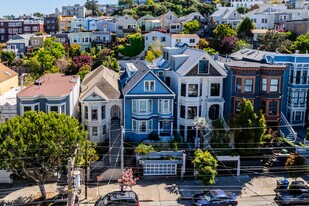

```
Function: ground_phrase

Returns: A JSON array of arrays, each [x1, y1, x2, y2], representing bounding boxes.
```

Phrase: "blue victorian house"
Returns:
[[122, 59, 175, 142]]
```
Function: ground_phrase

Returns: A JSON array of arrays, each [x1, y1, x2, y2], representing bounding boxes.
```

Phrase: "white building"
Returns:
[[144, 31, 171, 53], [211, 7, 243, 28], [62, 4, 86, 18], [0, 87, 20, 124], [80, 65, 122, 142], [171, 34, 200, 48], [230, 0, 264, 8]]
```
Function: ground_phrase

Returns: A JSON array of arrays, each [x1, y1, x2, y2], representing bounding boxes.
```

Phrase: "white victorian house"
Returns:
[[159, 46, 227, 142], [79, 66, 122, 142]]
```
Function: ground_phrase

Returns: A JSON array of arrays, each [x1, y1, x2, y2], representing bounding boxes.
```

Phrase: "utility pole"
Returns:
[[68, 144, 79, 206], [84, 142, 88, 200], [121, 126, 124, 171]]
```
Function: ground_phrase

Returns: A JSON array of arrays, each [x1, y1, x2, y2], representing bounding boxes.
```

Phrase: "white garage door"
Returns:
[[144, 164, 177, 176]]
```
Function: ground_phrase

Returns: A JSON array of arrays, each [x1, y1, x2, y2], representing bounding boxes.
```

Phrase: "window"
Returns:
[[269, 102, 278, 115], [144, 81, 155, 91], [161, 37, 166, 42], [92, 127, 98, 136], [296, 71, 301, 84], [175, 38, 181, 42], [132, 120, 152, 133], [210, 83, 220, 96], [158, 71, 164, 76], [181, 84, 186, 97], [23, 106, 32, 113], [102, 125, 107, 136], [188, 84, 198, 97], [303, 71, 307, 84], [288, 89, 292, 104], [262, 78, 267, 92], [50, 106, 58, 112], [290, 70, 294, 84], [159, 99, 172, 114], [47, 104, 66, 114], [169, 15, 173, 20], [101, 105, 106, 119], [91, 108, 98, 120], [85, 106, 88, 120], [299, 91, 306, 105], [236, 78, 242, 92], [295, 111, 301, 121], [188, 106, 197, 119], [180, 105, 185, 118], [235, 100, 241, 114], [198, 60, 209, 74], [132, 99, 153, 114], [270, 79, 279, 92], [152, 36, 157, 41], [244, 79, 253, 93], [189, 39, 195, 43], [200, 83, 202, 97]]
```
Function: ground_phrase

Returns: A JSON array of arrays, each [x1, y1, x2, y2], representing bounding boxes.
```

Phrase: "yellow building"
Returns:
[[0, 63, 18, 95], [58, 15, 75, 32]]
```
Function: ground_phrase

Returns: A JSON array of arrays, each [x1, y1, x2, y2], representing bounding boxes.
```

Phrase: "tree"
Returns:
[[182, 20, 200, 34], [258, 30, 292, 53], [69, 54, 93, 74], [145, 41, 162, 63], [237, 16, 255, 38], [213, 24, 237, 41], [85, 0, 99, 16], [102, 56, 120, 72], [231, 98, 266, 154], [29, 57, 42, 77], [78, 65, 91, 81], [285, 153, 308, 181], [0, 51, 16, 66], [69, 44, 81, 57], [119, 0, 134, 8], [118, 33, 144, 57], [33, 12, 43, 17], [293, 33, 309, 53], [0, 111, 98, 199], [203, 47, 218, 55], [210, 119, 230, 149], [236, 6, 247, 14], [220, 36, 238, 54], [118, 168, 138, 191], [192, 149, 218, 185], [235, 40, 250, 51], [134, 143, 155, 155], [36, 49, 56, 72], [198, 38, 209, 50], [43, 37, 65, 59]]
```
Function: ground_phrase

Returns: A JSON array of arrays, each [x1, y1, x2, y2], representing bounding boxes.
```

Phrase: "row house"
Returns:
[[0, 20, 43, 42], [115, 16, 139, 37], [230, 0, 264, 8], [44, 16, 58, 34], [16, 73, 80, 118], [58, 15, 75, 33], [80, 66, 122, 142], [137, 14, 161, 32], [62, 4, 86, 18], [122, 59, 175, 142], [5, 34, 34, 57], [157, 46, 227, 143], [211, 7, 242, 28], [220, 55, 286, 127]]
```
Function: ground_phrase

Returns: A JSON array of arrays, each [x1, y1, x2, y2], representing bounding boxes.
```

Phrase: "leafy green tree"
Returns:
[[236, 6, 247, 14], [43, 37, 65, 59], [0, 111, 98, 200], [235, 40, 250, 51], [198, 38, 209, 50], [210, 119, 230, 149], [192, 149, 218, 185], [145, 41, 162, 63], [203, 47, 218, 55], [134, 143, 155, 155], [78, 65, 91, 81], [258, 30, 292, 53], [182, 20, 200, 34], [85, 0, 99, 16], [36, 49, 56, 73], [29, 57, 42, 77], [231, 98, 266, 153], [237, 16, 255, 38], [285, 153, 308, 181], [118, 33, 145, 57], [213, 24, 237, 41], [69, 44, 81, 57], [33, 12, 43, 17], [293, 33, 309, 53], [102, 56, 120, 72], [0, 51, 16, 66]]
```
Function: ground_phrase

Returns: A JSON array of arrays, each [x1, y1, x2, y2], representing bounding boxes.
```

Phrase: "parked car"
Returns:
[[275, 192, 309, 205], [192, 189, 238, 206], [95, 190, 139, 206], [43, 193, 79, 206]]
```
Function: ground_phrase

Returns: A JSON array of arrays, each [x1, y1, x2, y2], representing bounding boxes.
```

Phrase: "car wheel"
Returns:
[[227, 204, 233, 206]]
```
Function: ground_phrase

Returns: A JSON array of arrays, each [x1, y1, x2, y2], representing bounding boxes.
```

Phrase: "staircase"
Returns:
[[109, 119, 121, 167], [280, 112, 297, 141]]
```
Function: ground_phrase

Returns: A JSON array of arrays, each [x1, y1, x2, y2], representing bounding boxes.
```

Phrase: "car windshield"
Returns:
[[203, 191, 211, 201]]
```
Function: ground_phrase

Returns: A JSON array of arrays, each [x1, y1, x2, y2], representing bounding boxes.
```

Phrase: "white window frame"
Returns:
[[144, 81, 155, 91], [144, 164, 177, 176], [132, 119, 153, 134], [47, 103, 66, 114], [270, 79, 279, 92], [158, 99, 173, 114], [92, 126, 98, 137], [132, 99, 153, 115], [21, 103, 40, 115]]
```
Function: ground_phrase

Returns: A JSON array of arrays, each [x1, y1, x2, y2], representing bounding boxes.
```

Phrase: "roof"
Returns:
[[0, 63, 18, 83], [80, 65, 121, 100], [122, 59, 150, 95], [231, 49, 270, 62], [171, 34, 199, 39], [175, 48, 205, 74], [17, 73, 79, 98]]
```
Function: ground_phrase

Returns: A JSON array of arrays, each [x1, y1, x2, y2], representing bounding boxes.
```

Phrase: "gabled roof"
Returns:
[[80, 65, 121, 100], [0, 63, 18, 83], [122, 59, 174, 95], [171, 34, 199, 39]]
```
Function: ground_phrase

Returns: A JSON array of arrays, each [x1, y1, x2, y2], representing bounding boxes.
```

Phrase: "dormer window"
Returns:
[[144, 81, 155, 91], [169, 15, 173, 20], [198, 60, 209, 74], [233, 12, 236, 18]]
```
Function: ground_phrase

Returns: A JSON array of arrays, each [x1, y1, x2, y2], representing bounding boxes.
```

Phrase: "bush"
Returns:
[[134, 143, 155, 155]]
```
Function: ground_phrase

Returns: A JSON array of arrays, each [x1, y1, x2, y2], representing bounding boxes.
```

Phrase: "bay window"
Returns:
[[270, 79, 278, 92], [187, 106, 197, 119], [268, 102, 278, 115], [132, 99, 153, 114], [132, 119, 153, 133], [181, 84, 186, 97], [188, 84, 198, 97], [262, 78, 267, 92], [47, 104, 66, 114], [85, 106, 88, 120], [91, 107, 98, 120], [180, 105, 185, 118], [22, 103, 39, 115], [244, 79, 253, 93], [92, 127, 98, 136], [236, 78, 242, 92], [101, 105, 106, 119], [210, 83, 220, 96]]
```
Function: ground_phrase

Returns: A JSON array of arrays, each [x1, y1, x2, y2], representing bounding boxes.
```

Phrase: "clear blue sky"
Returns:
[[0, 0, 118, 17]]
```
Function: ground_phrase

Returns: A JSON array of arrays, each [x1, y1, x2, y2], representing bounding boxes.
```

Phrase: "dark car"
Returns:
[[275, 192, 309, 205], [95, 190, 139, 206], [44, 193, 79, 206], [192, 189, 238, 206]]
